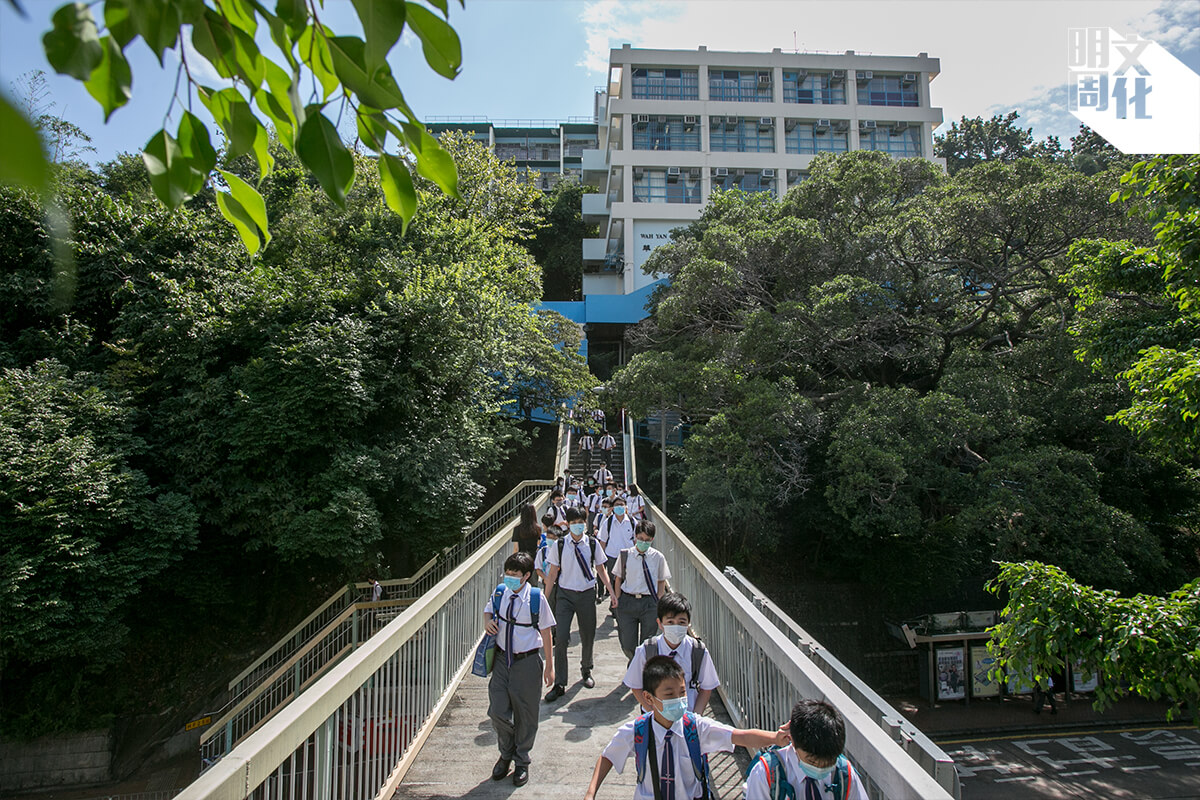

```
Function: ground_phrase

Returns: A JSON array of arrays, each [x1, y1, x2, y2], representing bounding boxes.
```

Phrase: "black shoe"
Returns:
[[544, 684, 565, 702], [512, 765, 529, 787], [492, 758, 512, 781], [582, 672, 595, 689]]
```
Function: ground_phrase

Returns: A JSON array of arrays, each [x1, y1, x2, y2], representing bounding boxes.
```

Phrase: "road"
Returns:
[[938, 725, 1200, 799]]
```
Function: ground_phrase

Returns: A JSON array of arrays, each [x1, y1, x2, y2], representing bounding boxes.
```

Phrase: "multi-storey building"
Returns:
[[426, 117, 599, 189]]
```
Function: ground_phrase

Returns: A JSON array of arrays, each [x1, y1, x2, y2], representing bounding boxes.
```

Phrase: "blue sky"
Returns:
[[2, 0, 1197, 163]]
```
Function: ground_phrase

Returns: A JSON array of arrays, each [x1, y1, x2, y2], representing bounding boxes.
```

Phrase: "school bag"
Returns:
[[639, 635, 708, 690], [556, 535, 601, 572], [633, 711, 713, 800], [746, 747, 853, 800], [490, 584, 542, 627], [618, 548, 659, 593]]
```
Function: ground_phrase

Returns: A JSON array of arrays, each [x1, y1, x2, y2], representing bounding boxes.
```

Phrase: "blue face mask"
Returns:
[[658, 696, 688, 723], [503, 575, 522, 593], [569, 523, 586, 536], [796, 758, 835, 782]]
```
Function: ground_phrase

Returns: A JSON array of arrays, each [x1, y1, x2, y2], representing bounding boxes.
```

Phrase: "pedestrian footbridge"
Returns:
[[178, 422, 960, 800]]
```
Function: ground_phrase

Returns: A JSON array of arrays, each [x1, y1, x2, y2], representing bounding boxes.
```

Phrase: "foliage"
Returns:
[[933, 113, 1137, 178], [987, 561, 1199, 723], [1, 0, 465, 250], [528, 180, 599, 301]]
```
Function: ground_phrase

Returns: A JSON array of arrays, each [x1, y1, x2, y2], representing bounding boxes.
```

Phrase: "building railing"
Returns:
[[643, 495, 956, 800], [722, 568, 961, 798]]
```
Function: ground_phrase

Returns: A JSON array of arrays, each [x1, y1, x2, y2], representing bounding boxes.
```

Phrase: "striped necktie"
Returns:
[[803, 776, 822, 800], [505, 594, 517, 667], [660, 729, 676, 800], [640, 553, 657, 600]]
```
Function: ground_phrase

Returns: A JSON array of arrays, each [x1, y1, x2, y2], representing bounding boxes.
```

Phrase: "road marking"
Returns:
[[995, 776, 1037, 783], [936, 724, 1194, 746], [1059, 770, 1098, 777]]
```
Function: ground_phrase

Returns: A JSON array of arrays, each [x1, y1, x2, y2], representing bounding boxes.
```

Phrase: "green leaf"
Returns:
[[128, 0, 183, 63], [325, 36, 410, 111], [276, 0, 308, 35], [199, 87, 258, 160], [423, 0, 450, 17], [351, 0, 406, 69], [84, 36, 132, 122], [217, 168, 270, 253], [400, 121, 459, 197], [250, 119, 274, 181], [43, 2, 102, 80], [219, 0, 258, 36], [142, 129, 199, 209], [216, 180, 262, 254], [255, 62, 297, 150], [103, 0, 137, 49], [297, 25, 339, 100], [378, 153, 417, 233], [177, 111, 217, 178], [295, 112, 355, 208], [0, 92, 49, 194], [192, 8, 265, 88], [404, 2, 461, 79], [356, 110, 389, 151]]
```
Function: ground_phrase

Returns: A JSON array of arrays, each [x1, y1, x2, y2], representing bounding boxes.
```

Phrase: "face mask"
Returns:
[[614, 506, 626, 516], [554, 500, 563, 507], [663, 624, 688, 645], [657, 696, 688, 723], [503, 575, 522, 592], [635, 540, 651, 553], [569, 523, 586, 536], [606, 490, 613, 497], [796, 759, 836, 782]]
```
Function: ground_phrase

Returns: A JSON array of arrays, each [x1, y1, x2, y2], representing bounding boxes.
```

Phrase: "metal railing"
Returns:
[[723, 568, 960, 798], [644, 495, 956, 800]]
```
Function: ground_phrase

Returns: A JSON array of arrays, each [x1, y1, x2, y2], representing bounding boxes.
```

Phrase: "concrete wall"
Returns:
[[0, 730, 112, 792]]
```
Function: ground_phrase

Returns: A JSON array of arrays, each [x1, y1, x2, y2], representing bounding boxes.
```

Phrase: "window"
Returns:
[[495, 136, 560, 161], [782, 72, 846, 105], [784, 120, 850, 154], [633, 169, 702, 203], [632, 117, 701, 151], [857, 74, 919, 107], [711, 169, 776, 194], [564, 134, 599, 157], [787, 170, 808, 189], [709, 117, 776, 153], [858, 125, 923, 157], [631, 67, 699, 100], [708, 69, 773, 102]]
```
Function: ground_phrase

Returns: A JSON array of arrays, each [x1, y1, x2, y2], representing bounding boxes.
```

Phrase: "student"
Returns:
[[579, 431, 595, 475], [598, 431, 617, 467], [543, 507, 615, 701], [513, 503, 541, 558], [624, 592, 720, 714], [585, 655, 788, 800], [546, 489, 568, 531], [538, 515, 559, 645], [612, 521, 670, 660], [626, 484, 646, 521], [1033, 676, 1058, 715], [482, 552, 556, 787], [598, 497, 636, 601], [593, 497, 615, 601], [743, 699, 869, 800], [592, 464, 614, 487]]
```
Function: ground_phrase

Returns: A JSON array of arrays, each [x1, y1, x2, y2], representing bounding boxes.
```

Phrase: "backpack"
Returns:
[[557, 535, 601, 574], [633, 711, 712, 800], [640, 635, 707, 690], [619, 548, 658, 592], [746, 747, 853, 800], [490, 585, 541, 627]]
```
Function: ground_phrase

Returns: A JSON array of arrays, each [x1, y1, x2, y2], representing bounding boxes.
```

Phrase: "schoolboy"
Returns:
[[598, 497, 637, 602], [546, 489, 568, 530], [612, 520, 671, 660], [594, 496, 616, 602], [543, 506, 615, 701], [538, 514, 559, 644], [743, 699, 869, 800], [482, 552, 556, 787], [624, 592, 720, 714], [585, 655, 789, 800]]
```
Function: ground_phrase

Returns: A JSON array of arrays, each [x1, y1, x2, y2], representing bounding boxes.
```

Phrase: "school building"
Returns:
[[433, 45, 945, 379]]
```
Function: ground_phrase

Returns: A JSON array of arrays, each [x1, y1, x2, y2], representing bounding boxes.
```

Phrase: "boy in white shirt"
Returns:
[[743, 699, 869, 800], [612, 521, 671, 660], [624, 592, 720, 714], [585, 655, 788, 800], [482, 552, 556, 787], [598, 497, 636, 601]]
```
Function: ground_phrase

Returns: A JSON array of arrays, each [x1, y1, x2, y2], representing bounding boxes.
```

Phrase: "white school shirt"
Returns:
[[592, 467, 613, 484], [743, 745, 869, 800], [600, 514, 636, 559], [579, 435, 594, 451], [481, 582, 556, 654], [612, 547, 671, 595], [627, 494, 646, 519], [546, 502, 567, 526], [602, 713, 734, 800], [623, 635, 721, 713], [598, 433, 616, 451], [546, 534, 606, 591]]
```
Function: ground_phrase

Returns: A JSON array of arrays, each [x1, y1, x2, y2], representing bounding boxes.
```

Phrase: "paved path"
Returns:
[[395, 611, 749, 800]]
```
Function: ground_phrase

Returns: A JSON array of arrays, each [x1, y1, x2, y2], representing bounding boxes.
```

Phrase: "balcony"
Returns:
[[582, 237, 607, 263], [581, 192, 610, 224]]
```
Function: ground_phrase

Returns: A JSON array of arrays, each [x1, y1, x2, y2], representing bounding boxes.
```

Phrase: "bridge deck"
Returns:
[[394, 612, 749, 800]]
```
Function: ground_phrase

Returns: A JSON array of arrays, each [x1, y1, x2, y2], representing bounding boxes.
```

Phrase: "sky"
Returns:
[[1, 0, 1197, 163]]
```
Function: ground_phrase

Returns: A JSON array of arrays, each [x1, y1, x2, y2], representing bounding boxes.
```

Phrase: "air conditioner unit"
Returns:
[[857, 70, 873, 82], [713, 167, 729, 177], [666, 166, 681, 182], [860, 119, 877, 130], [683, 115, 698, 127], [724, 116, 739, 129], [902, 72, 917, 83], [815, 118, 831, 130], [689, 167, 701, 178], [735, 169, 746, 178], [891, 121, 909, 133], [830, 69, 846, 80], [794, 69, 807, 80], [761, 168, 776, 178], [757, 71, 772, 85], [633, 167, 645, 179], [657, 115, 668, 123], [784, 119, 799, 132], [833, 120, 850, 132], [711, 116, 723, 128], [758, 117, 774, 130], [634, 114, 650, 126]]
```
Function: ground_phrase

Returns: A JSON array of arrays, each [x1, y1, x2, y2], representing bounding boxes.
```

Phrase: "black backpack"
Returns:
[[640, 634, 708, 690]]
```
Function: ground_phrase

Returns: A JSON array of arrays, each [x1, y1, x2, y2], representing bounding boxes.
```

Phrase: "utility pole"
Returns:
[[660, 399, 667, 511]]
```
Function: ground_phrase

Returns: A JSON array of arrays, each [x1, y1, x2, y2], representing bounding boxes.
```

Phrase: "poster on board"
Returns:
[[970, 645, 1000, 697], [936, 647, 966, 700], [1072, 659, 1099, 692]]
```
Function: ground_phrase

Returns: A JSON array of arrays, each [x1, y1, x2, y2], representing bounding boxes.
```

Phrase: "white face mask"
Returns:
[[663, 624, 688, 646]]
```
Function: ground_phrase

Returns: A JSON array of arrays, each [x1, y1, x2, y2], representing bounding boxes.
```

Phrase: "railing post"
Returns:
[[352, 607, 360, 651], [314, 716, 335, 800]]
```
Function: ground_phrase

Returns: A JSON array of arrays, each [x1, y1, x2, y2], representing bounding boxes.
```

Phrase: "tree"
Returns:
[[934, 112, 1064, 175], [0, 0, 465, 252], [9, 69, 96, 163], [528, 180, 599, 301], [987, 561, 1199, 723]]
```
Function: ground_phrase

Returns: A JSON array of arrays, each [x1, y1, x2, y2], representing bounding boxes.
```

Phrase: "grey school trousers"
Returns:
[[554, 587, 596, 682], [615, 593, 658, 660], [489, 650, 543, 766]]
